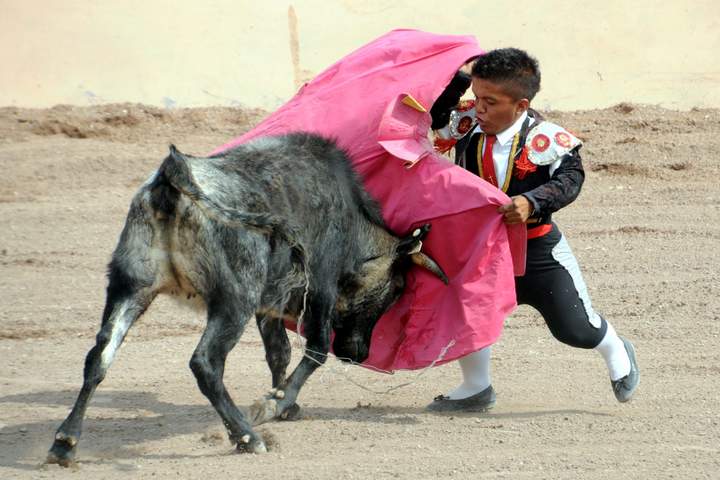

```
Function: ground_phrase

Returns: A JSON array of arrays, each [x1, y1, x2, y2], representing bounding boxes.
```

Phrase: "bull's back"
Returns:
[[216, 133, 385, 229]]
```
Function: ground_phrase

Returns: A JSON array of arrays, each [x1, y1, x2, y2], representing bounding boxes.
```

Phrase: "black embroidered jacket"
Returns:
[[456, 110, 585, 230]]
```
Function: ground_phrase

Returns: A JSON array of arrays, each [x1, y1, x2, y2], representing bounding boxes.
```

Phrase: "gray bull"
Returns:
[[47, 133, 447, 465]]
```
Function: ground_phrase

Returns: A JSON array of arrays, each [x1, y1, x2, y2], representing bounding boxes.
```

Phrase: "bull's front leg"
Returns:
[[256, 314, 292, 388], [256, 315, 302, 421], [250, 293, 333, 425], [47, 280, 154, 466]]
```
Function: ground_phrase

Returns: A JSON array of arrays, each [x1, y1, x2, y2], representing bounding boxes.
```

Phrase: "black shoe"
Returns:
[[612, 337, 639, 403], [426, 385, 496, 413]]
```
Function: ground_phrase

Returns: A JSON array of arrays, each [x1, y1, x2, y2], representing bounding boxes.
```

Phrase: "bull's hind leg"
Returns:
[[256, 315, 301, 421], [47, 264, 155, 466], [250, 292, 334, 425], [190, 285, 267, 453]]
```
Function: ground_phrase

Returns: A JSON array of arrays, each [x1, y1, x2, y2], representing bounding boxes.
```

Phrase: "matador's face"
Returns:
[[471, 77, 529, 135]]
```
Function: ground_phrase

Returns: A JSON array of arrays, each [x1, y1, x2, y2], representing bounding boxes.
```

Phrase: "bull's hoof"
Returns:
[[235, 434, 267, 454], [46, 434, 78, 467], [279, 402, 302, 421]]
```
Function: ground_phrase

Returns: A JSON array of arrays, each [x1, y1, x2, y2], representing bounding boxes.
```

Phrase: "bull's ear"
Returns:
[[396, 223, 431, 256]]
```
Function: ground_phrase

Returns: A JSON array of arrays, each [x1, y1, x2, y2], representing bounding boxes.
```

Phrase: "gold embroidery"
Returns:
[[502, 133, 519, 192], [475, 133, 486, 180]]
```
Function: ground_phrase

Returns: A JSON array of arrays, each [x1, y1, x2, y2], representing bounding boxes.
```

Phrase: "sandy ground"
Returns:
[[1, 104, 719, 479]]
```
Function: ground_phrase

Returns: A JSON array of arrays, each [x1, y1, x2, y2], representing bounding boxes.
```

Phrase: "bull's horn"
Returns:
[[411, 252, 449, 285], [408, 240, 422, 255]]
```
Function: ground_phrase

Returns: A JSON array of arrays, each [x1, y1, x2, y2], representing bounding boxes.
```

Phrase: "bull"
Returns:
[[47, 133, 447, 465]]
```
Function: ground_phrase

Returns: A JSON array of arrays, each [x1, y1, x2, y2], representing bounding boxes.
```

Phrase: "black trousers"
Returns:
[[515, 223, 607, 349]]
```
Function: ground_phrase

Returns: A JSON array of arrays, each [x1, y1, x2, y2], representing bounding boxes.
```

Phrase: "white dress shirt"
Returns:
[[477, 111, 530, 188]]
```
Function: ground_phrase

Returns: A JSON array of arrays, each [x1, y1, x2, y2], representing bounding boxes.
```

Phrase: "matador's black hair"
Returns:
[[471, 48, 541, 101]]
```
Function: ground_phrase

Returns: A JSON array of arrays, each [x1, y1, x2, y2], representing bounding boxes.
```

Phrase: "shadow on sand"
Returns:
[[0, 389, 612, 471]]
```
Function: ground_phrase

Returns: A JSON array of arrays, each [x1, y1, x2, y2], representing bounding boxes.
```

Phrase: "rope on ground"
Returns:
[[301, 340, 456, 395], [290, 269, 455, 395]]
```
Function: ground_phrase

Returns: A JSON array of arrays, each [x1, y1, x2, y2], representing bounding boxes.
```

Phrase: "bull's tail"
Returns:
[[155, 145, 309, 311], [157, 145, 284, 235]]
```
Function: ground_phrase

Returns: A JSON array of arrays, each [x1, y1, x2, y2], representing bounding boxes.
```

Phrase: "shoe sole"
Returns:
[[425, 387, 496, 413], [426, 402, 495, 413]]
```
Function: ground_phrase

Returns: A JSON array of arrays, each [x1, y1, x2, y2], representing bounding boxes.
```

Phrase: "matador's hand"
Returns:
[[498, 195, 533, 224]]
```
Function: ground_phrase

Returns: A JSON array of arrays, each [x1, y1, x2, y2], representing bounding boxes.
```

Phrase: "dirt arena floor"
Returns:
[[1, 104, 718, 479]]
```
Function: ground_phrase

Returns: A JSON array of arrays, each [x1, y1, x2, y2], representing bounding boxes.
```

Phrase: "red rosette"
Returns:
[[457, 99, 476, 112], [513, 146, 537, 180], [433, 136, 457, 154], [555, 131, 572, 148], [531, 133, 550, 152]]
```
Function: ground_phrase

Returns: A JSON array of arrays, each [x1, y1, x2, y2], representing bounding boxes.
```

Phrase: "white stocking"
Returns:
[[447, 347, 492, 399], [595, 322, 631, 381]]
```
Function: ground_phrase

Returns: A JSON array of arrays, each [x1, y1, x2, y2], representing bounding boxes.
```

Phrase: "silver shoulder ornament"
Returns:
[[525, 121, 582, 166]]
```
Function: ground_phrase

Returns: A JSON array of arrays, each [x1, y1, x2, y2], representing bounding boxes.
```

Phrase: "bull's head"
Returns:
[[332, 224, 447, 364]]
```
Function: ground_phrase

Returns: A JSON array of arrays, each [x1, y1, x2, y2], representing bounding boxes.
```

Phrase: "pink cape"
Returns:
[[213, 29, 526, 371]]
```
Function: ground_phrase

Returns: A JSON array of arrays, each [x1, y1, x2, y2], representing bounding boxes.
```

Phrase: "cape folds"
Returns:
[[212, 29, 526, 371]]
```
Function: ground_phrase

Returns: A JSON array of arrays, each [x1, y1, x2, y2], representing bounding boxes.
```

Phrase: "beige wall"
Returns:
[[2, 0, 719, 111]]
